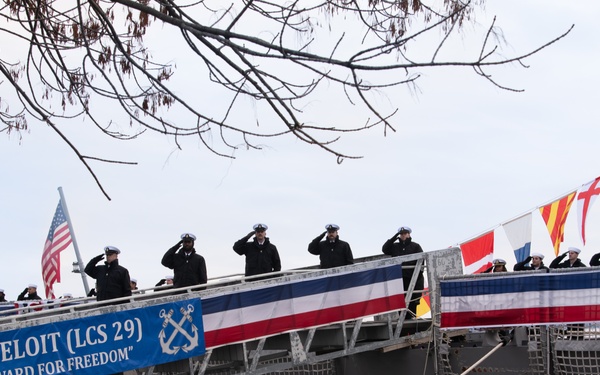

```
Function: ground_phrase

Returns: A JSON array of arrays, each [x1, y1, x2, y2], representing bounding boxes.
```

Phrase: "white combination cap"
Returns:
[[253, 223, 268, 231], [165, 275, 174, 280], [492, 259, 506, 266], [104, 246, 121, 254], [28, 284, 37, 289], [325, 224, 340, 231], [181, 233, 196, 241], [398, 226, 412, 234]]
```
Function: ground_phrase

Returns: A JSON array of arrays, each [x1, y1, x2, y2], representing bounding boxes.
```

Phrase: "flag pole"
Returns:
[[57, 187, 90, 295]]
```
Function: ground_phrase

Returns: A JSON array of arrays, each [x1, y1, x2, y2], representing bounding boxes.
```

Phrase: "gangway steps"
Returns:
[[142, 318, 435, 374]]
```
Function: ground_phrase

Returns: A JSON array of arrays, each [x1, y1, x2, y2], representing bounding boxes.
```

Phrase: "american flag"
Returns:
[[41, 201, 73, 299]]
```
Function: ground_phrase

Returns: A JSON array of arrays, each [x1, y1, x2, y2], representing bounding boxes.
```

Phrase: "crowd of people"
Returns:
[[4, 227, 597, 375], [1, 223, 428, 317], [483, 246, 600, 274], [4, 224, 599, 321]]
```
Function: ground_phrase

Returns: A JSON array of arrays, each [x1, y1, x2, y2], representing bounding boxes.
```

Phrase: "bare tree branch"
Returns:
[[0, 0, 573, 198]]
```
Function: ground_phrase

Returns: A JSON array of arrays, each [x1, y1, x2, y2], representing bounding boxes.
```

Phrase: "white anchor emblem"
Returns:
[[158, 304, 199, 354]]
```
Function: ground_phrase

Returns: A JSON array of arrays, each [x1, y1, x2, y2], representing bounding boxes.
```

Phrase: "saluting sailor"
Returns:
[[233, 223, 282, 277], [17, 284, 42, 301], [84, 246, 132, 302], [161, 233, 208, 288], [382, 226, 425, 318], [483, 258, 508, 273], [550, 247, 587, 268], [308, 224, 354, 269], [513, 252, 549, 271]]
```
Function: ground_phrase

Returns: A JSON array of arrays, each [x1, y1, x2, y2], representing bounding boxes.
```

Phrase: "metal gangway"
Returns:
[[0, 248, 463, 374]]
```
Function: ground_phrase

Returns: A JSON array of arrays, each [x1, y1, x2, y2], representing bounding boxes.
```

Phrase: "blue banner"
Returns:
[[0, 299, 205, 374]]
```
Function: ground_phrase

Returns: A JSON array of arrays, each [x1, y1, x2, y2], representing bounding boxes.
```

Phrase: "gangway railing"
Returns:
[[0, 269, 314, 322], [0, 247, 463, 375], [434, 266, 600, 375]]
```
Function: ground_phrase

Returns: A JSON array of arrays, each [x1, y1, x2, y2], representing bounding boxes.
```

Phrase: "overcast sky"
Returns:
[[1, 1, 599, 299]]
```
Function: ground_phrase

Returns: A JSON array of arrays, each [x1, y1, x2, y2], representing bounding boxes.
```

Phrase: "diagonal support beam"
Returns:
[[348, 319, 363, 350], [249, 338, 266, 371], [289, 331, 308, 364]]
